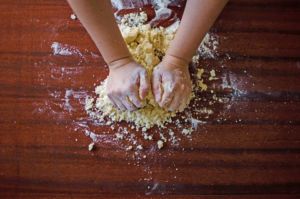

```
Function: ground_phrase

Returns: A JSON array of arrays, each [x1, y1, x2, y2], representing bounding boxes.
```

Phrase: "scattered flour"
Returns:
[[51, 42, 83, 57], [51, 42, 73, 56], [198, 34, 219, 59]]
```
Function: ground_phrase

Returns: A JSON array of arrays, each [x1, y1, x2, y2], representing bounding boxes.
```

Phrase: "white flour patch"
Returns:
[[50, 66, 85, 81], [50, 42, 87, 64], [63, 89, 74, 112], [51, 42, 74, 56], [63, 89, 90, 112], [198, 33, 219, 59]]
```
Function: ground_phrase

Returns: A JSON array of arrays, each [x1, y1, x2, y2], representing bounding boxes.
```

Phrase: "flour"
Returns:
[[152, 0, 172, 9], [51, 42, 73, 56], [51, 42, 84, 58], [198, 33, 219, 59]]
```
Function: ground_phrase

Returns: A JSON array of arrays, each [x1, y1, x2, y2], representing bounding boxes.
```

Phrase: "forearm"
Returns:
[[67, 0, 131, 64], [166, 0, 228, 62]]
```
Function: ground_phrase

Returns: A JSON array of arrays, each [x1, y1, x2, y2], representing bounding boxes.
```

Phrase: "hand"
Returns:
[[152, 55, 192, 112], [106, 58, 150, 111]]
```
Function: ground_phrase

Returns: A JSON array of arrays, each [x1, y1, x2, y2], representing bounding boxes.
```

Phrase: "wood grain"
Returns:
[[0, 0, 300, 198]]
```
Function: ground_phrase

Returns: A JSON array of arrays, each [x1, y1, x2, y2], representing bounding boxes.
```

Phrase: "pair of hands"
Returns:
[[106, 56, 192, 112]]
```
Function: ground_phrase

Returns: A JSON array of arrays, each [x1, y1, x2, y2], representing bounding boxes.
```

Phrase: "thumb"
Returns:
[[139, 70, 150, 99]]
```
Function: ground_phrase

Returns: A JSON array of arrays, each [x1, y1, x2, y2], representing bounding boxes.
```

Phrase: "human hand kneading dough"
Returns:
[[67, 0, 228, 111], [107, 58, 150, 111], [152, 55, 192, 112]]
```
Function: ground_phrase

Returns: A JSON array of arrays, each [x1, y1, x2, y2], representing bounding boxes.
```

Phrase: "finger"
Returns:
[[128, 92, 142, 108], [168, 84, 187, 111], [161, 94, 174, 110], [168, 93, 182, 112], [152, 72, 162, 103], [159, 79, 175, 106], [107, 95, 118, 108], [121, 96, 136, 111], [139, 70, 150, 99], [178, 89, 192, 112], [178, 98, 189, 112], [113, 97, 126, 111], [159, 88, 175, 108]]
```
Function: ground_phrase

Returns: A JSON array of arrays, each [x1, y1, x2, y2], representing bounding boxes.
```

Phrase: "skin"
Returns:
[[106, 57, 150, 111], [154, 0, 228, 111], [67, 0, 228, 112], [152, 55, 192, 112]]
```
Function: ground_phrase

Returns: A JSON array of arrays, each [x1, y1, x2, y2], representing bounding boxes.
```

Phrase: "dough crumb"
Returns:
[[85, 97, 94, 111], [70, 14, 77, 20], [198, 79, 208, 91], [115, 133, 124, 140], [126, 145, 133, 151], [88, 142, 95, 151], [157, 140, 164, 149], [120, 12, 147, 27], [182, 128, 193, 136], [209, 69, 218, 81]]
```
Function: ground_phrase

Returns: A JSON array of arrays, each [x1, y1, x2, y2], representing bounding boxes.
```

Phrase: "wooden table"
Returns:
[[1, 0, 300, 198]]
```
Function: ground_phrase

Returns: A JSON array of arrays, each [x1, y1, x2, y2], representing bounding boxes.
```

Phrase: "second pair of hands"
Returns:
[[106, 55, 192, 112]]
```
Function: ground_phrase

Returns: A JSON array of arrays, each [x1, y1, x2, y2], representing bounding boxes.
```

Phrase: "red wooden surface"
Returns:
[[1, 0, 300, 198]]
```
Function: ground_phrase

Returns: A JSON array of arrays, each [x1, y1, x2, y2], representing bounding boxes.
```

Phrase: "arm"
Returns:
[[167, 0, 228, 62], [153, 0, 228, 111], [67, 0, 150, 111], [66, 0, 130, 64]]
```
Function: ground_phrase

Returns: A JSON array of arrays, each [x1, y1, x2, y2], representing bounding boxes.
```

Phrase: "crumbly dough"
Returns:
[[82, 11, 226, 151], [91, 13, 187, 130], [85, 12, 215, 135]]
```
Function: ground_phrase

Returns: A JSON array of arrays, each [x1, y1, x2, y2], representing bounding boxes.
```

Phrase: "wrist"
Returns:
[[163, 54, 189, 69], [108, 56, 133, 70]]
